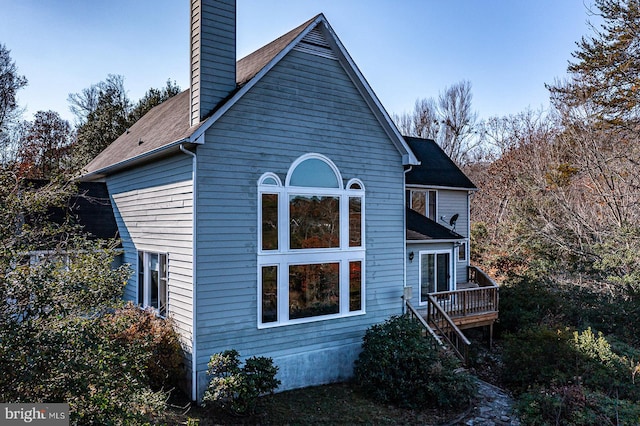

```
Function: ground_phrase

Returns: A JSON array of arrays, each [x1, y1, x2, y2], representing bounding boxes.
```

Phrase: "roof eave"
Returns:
[[78, 137, 201, 182], [407, 238, 466, 244]]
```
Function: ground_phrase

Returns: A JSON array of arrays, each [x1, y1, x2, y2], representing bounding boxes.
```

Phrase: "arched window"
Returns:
[[257, 154, 365, 327]]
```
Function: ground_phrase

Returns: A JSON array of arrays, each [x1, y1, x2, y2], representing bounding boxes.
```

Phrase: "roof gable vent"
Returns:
[[293, 25, 337, 60]]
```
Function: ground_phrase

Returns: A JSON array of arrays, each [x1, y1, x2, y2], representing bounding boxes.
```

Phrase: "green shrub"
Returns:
[[572, 328, 640, 401], [517, 385, 640, 426], [203, 349, 280, 416], [502, 326, 575, 392], [497, 275, 561, 334], [353, 315, 476, 410]]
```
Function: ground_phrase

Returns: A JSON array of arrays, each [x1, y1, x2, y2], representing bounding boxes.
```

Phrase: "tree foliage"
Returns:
[[71, 76, 181, 169], [16, 110, 74, 179], [0, 44, 28, 165]]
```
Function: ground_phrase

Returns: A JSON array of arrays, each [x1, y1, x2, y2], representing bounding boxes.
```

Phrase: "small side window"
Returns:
[[138, 251, 168, 316]]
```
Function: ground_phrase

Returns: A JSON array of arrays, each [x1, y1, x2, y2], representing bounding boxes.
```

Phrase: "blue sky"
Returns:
[[1, 0, 596, 124]]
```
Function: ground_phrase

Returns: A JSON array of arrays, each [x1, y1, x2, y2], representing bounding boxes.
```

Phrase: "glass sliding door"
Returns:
[[420, 251, 452, 303]]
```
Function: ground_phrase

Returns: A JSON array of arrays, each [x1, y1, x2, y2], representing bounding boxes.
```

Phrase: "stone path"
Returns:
[[453, 379, 520, 426]]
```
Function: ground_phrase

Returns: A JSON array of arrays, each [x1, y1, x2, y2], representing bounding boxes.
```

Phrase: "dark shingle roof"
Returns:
[[82, 90, 200, 175], [406, 207, 464, 241], [404, 137, 477, 189], [82, 16, 320, 178]]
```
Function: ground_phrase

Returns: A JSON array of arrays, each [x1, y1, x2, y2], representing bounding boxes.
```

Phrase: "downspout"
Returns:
[[402, 166, 413, 314], [180, 144, 198, 401]]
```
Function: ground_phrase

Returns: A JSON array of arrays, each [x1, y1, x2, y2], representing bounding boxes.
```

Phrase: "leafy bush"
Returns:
[[353, 315, 476, 410], [0, 240, 184, 424], [517, 385, 640, 426], [110, 303, 184, 390], [502, 326, 575, 392], [503, 326, 640, 402], [203, 349, 280, 415], [497, 275, 561, 334]]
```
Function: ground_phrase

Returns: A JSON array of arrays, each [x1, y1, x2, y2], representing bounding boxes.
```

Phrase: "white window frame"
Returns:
[[418, 248, 455, 305], [137, 250, 168, 317], [458, 241, 468, 262], [257, 154, 365, 328]]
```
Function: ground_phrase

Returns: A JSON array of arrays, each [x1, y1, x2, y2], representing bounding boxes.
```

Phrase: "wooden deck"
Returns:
[[405, 266, 499, 364], [428, 265, 499, 330]]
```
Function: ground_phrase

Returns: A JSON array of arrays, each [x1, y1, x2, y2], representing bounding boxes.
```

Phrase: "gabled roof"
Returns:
[[81, 14, 417, 181], [404, 137, 477, 190], [406, 207, 464, 241]]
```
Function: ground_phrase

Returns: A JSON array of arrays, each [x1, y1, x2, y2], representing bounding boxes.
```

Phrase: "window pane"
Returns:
[[261, 266, 278, 323], [159, 254, 167, 317], [349, 261, 362, 311], [428, 191, 437, 220], [289, 263, 339, 319], [421, 254, 435, 300], [349, 197, 361, 247], [289, 158, 340, 188], [138, 252, 144, 305], [150, 253, 159, 309], [261, 193, 279, 250], [262, 177, 278, 185], [411, 191, 426, 216], [290, 195, 339, 249], [437, 253, 449, 292], [458, 242, 466, 261]]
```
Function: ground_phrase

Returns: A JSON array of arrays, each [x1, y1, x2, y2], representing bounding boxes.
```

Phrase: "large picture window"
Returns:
[[138, 251, 168, 316], [257, 154, 365, 327]]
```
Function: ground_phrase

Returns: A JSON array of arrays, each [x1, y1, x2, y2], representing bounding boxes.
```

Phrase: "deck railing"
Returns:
[[425, 295, 470, 364], [405, 299, 443, 351], [433, 266, 499, 319]]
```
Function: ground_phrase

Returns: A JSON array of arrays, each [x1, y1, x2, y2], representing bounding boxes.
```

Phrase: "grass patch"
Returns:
[[170, 382, 469, 425]]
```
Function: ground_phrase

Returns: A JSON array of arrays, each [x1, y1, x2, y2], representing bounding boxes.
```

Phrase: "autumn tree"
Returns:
[[16, 110, 74, 179], [543, 0, 640, 292]]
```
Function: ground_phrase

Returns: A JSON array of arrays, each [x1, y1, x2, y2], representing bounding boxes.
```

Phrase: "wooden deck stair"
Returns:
[[405, 266, 499, 365]]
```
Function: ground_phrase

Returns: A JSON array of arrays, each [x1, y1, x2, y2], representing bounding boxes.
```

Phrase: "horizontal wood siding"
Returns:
[[437, 189, 470, 281], [195, 49, 406, 376], [107, 155, 194, 352]]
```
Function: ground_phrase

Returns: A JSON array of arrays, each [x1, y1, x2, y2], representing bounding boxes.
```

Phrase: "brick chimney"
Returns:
[[190, 0, 236, 126]]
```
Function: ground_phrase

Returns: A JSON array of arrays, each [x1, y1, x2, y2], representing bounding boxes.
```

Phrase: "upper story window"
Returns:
[[257, 154, 365, 327], [407, 189, 437, 221]]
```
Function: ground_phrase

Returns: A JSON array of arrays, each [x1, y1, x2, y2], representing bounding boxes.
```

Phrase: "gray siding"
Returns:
[[190, 0, 236, 125], [107, 154, 194, 351], [194, 48, 406, 393], [437, 189, 470, 281]]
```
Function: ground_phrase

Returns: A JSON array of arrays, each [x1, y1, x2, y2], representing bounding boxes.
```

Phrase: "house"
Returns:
[[80, 0, 497, 401]]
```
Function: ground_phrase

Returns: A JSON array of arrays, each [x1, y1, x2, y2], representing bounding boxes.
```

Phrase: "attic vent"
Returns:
[[293, 26, 337, 60]]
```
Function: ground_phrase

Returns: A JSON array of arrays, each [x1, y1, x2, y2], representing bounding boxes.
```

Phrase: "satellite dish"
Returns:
[[449, 213, 459, 229]]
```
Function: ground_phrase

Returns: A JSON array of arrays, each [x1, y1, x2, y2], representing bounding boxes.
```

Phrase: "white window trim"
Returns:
[[257, 154, 366, 328], [457, 240, 468, 262], [418, 248, 455, 306], [137, 250, 168, 317]]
